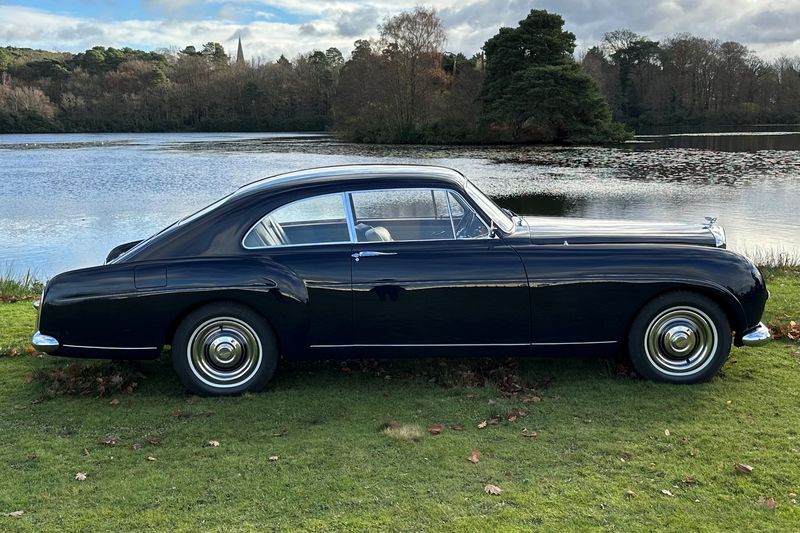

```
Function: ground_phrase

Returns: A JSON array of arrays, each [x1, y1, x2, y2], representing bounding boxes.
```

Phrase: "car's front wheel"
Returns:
[[172, 302, 278, 395], [628, 292, 731, 383]]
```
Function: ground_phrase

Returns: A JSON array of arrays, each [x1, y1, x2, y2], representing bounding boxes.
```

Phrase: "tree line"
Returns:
[[0, 9, 627, 143], [581, 29, 800, 128], [6, 7, 795, 142]]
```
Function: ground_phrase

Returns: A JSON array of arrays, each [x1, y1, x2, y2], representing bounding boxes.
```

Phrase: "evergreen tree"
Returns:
[[481, 10, 630, 143]]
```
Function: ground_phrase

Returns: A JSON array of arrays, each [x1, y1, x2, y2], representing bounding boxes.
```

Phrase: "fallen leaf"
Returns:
[[507, 415, 517, 423], [450, 424, 464, 431], [24, 373, 33, 385], [509, 408, 528, 418], [147, 454, 157, 461], [478, 420, 488, 429], [735, 463, 753, 474], [428, 424, 444, 435], [147, 435, 161, 446], [467, 450, 481, 464], [664, 429, 671, 437], [75, 472, 87, 481], [487, 418, 499, 425], [484, 484, 503, 495], [269, 455, 279, 461], [625, 489, 637, 499], [521, 430, 538, 438], [488, 399, 497, 405], [661, 489, 673, 497], [208, 440, 220, 447], [3, 511, 24, 518], [171, 409, 183, 417], [97, 434, 118, 446], [765, 498, 777, 510], [522, 395, 541, 403], [387, 420, 400, 429], [109, 399, 119, 406], [132, 443, 142, 450]]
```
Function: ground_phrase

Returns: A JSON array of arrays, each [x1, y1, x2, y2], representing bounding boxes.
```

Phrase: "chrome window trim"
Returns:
[[241, 186, 495, 250], [242, 192, 351, 250], [445, 191, 457, 239]]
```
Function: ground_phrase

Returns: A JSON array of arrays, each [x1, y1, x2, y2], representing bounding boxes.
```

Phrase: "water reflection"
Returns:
[[0, 130, 798, 277]]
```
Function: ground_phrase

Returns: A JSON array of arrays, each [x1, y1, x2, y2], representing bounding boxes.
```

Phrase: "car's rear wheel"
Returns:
[[628, 292, 731, 383], [172, 302, 278, 395]]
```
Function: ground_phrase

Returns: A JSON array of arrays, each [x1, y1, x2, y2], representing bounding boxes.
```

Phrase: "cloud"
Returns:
[[335, 6, 380, 37], [1, 1, 800, 61]]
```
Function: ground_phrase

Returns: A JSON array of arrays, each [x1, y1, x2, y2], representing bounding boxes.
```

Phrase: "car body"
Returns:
[[32, 165, 770, 395]]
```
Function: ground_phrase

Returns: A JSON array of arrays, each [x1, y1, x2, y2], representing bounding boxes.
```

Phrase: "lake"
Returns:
[[1, 130, 798, 278]]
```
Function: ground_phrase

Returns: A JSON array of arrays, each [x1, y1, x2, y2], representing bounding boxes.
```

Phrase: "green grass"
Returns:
[[0, 268, 42, 303], [0, 275, 798, 531]]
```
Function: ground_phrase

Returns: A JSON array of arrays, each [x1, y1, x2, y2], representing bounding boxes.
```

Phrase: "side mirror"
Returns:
[[489, 219, 497, 238]]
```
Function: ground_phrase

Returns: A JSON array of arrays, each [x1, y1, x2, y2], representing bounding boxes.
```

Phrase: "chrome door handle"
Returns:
[[351, 251, 398, 261]]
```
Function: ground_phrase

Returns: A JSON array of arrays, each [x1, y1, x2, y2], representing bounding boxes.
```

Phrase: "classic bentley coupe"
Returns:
[[33, 165, 770, 395]]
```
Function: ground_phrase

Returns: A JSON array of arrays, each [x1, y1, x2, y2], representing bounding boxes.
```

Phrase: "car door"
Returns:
[[242, 192, 353, 349], [348, 187, 530, 355]]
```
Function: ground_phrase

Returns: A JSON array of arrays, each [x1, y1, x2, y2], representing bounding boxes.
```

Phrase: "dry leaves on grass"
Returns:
[[450, 424, 464, 431], [484, 484, 502, 495], [770, 320, 800, 341], [735, 463, 754, 474], [208, 440, 220, 447], [147, 454, 157, 461], [521, 430, 538, 438], [428, 424, 444, 435], [109, 399, 119, 406], [764, 497, 777, 510], [75, 472, 87, 481], [661, 489, 673, 497], [33, 362, 143, 398], [625, 489, 637, 499], [269, 455, 279, 461], [3, 511, 24, 518], [147, 435, 161, 446], [467, 450, 481, 464], [97, 434, 119, 446]]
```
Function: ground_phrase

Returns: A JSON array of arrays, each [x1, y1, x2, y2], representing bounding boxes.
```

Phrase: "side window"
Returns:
[[243, 193, 350, 248], [448, 191, 489, 239], [350, 189, 452, 242]]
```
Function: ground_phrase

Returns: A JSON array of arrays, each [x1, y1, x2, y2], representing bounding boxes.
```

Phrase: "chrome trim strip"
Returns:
[[310, 341, 617, 348], [310, 343, 531, 348], [741, 322, 770, 347], [531, 340, 618, 346], [62, 344, 158, 351]]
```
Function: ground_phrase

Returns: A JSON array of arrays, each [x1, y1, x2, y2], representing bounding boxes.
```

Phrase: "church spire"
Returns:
[[236, 35, 245, 65]]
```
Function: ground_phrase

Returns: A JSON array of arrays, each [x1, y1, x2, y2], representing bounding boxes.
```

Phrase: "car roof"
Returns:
[[234, 164, 468, 198]]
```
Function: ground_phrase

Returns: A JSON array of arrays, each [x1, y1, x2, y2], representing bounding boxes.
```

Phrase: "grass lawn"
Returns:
[[0, 275, 798, 531]]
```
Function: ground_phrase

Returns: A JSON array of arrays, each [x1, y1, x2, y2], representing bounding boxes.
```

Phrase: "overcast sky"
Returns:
[[1, 0, 799, 61]]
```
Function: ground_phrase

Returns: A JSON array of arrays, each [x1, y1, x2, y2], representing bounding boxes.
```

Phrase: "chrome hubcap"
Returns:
[[187, 317, 262, 388], [644, 306, 718, 377]]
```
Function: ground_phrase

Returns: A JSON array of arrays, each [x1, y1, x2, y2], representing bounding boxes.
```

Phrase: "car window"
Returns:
[[243, 193, 350, 248], [350, 189, 453, 242], [448, 191, 490, 239]]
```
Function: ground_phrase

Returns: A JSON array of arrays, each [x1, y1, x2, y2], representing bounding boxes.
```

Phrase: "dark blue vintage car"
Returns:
[[33, 165, 770, 395]]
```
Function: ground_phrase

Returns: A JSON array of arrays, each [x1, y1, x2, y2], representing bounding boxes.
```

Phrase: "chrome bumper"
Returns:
[[32, 331, 59, 353], [741, 322, 770, 347]]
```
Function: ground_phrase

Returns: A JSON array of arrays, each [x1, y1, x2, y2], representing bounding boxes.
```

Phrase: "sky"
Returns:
[[1, 0, 799, 62]]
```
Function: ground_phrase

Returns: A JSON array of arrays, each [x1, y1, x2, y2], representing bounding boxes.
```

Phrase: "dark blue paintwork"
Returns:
[[36, 165, 769, 361]]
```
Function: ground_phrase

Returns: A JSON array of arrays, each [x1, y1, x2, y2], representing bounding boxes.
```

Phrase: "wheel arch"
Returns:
[[626, 280, 747, 340]]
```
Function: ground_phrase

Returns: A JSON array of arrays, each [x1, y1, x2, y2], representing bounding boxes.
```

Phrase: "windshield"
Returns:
[[465, 181, 514, 233]]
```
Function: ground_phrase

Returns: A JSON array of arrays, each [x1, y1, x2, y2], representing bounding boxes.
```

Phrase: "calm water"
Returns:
[[1, 130, 799, 277]]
